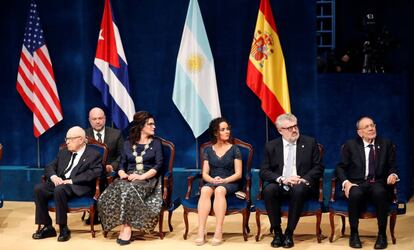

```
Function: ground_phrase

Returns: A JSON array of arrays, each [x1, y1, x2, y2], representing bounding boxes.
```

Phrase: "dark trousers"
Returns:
[[33, 182, 76, 225], [263, 182, 312, 233], [347, 181, 389, 234]]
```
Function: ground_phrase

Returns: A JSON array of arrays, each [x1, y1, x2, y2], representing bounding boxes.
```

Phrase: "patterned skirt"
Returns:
[[97, 177, 162, 233]]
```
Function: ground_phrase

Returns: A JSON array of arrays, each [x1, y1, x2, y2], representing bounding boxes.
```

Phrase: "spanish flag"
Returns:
[[246, 0, 290, 123]]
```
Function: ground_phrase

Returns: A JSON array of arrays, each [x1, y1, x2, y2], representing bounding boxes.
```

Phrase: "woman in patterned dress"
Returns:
[[195, 117, 242, 246], [98, 111, 163, 245]]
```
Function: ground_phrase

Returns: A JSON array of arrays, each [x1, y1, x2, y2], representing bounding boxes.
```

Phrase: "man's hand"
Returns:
[[344, 181, 358, 198], [282, 176, 301, 186], [62, 179, 73, 185], [50, 176, 64, 186], [105, 165, 114, 173], [387, 174, 398, 185]]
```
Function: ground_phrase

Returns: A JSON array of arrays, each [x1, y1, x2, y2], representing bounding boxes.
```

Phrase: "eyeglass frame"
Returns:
[[280, 124, 299, 132]]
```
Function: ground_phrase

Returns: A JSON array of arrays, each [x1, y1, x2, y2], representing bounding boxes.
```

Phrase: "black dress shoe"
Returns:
[[32, 225, 57, 239], [270, 229, 284, 248], [57, 226, 71, 242], [349, 232, 362, 248], [374, 234, 388, 249], [282, 233, 294, 248]]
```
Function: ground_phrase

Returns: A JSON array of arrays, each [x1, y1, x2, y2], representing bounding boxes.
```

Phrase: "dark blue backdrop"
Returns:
[[0, 0, 413, 201]]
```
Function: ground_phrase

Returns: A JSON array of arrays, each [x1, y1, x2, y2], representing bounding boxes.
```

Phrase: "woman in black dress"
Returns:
[[98, 111, 163, 245], [195, 118, 242, 246]]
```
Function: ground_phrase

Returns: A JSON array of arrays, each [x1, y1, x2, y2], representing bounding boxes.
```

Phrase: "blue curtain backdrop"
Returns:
[[0, 0, 413, 200]]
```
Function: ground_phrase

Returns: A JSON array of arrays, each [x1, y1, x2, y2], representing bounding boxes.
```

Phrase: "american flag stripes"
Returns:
[[16, 0, 63, 138]]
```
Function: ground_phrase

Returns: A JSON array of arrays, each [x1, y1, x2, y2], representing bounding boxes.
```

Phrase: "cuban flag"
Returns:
[[92, 0, 135, 129], [172, 0, 221, 138]]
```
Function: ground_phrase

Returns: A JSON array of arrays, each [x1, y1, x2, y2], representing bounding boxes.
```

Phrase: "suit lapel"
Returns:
[[357, 139, 366, 170], [296, 136, 304, 170], [275, 138, 284, 172], [70, 147, 89, 177]]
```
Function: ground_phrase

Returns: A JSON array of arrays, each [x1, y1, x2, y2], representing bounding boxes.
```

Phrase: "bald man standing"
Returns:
[[86, 107, 124, 174], [32, 126, 102, 242]]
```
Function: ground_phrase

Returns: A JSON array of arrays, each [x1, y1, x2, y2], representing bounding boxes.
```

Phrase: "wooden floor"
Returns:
[[0, 199, 413, 250]]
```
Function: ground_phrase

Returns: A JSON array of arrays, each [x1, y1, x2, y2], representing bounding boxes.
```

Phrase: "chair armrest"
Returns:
[[41, 175, 46, 183], [106, 171, 117, 184], [318, 177, 324, 202], [163, 171, 172, 202], [244, 175, 251, 202], [185, 172, 202, 199], [93, 178, 100, 200], [330, 177, 337, 202]]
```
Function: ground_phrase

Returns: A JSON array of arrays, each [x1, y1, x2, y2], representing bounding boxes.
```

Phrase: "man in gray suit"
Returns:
[[84, 107, 124, 224]]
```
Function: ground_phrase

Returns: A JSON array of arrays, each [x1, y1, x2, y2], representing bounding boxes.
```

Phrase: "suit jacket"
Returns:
[[86, 127, 124, 171], [260, 135, 324, 190], [336, 137, 397, 185], [44, 146, 102, 196]]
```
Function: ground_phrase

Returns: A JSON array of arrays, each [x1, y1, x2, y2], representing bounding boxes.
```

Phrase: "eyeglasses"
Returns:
[[146, 122, 156, 126], [359, 123, 376, 130], [65, 136, 81, 142], [280, 124, 298, 132], [219, 127, 231, 132]]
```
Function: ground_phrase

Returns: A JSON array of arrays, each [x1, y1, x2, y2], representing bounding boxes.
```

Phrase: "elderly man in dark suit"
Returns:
[[336, 116, 398, 249], [260, 114, 324, 248], [32, 126, 102, 242]]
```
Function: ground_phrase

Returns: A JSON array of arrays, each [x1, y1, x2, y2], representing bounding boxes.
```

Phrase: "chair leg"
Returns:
[[246, 210, 251, 234], [390, 213, 397, 244], [159, 210, 165, 239], [340, 216, 346, 235], [81, 211, 86, 221], [242, 212, 248, 241], [329, 212, 335, 242], [255, 211, 261, 242], [316, 211, 322, 243], [103, 230, 108, 238], [183, 210, 189, 240], [168, 211, 174, 232], [90, 207, 96, 238]]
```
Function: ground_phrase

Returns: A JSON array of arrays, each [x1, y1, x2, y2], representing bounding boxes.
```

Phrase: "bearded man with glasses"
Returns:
[[260, 113, 324, 248]]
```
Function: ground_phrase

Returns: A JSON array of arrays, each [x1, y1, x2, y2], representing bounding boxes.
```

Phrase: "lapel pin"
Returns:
[[83, 158, 86, 162], [301, 145, 304, 148]]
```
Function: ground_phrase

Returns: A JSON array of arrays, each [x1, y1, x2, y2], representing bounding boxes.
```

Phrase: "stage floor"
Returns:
[[0, 199, 413, 250]]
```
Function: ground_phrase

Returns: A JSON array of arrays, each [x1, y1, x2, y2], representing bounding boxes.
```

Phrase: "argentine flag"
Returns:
[[92, 0, 135, 129], [173, 0, 221, 138]]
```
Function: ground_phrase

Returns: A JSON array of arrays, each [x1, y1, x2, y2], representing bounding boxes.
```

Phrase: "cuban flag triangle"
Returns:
[[92, 0, 135, 129], [172, 0, 221, 138]]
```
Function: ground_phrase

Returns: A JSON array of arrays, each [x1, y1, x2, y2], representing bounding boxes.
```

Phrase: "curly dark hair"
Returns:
[[208, 117, 232, 144], [128, 111, 154, 144]]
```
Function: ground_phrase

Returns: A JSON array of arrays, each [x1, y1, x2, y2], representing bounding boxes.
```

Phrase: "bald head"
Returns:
[[66, 126, 86, 152], [88, 107, 106, 131]]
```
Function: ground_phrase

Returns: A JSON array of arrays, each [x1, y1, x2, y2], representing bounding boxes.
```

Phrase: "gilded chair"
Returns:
[[102, 137, 179, 239], [0, 143, 3, 208], [253, 143, 324, 242], [38, 136, 108, 237], [328, 144, 402, 244], [181, 138, 253, 241]]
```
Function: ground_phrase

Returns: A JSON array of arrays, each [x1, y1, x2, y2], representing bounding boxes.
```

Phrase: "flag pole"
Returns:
[[265, 116, 269, 143], [195, 138, 199, 169], [37, 138, 40, 168]]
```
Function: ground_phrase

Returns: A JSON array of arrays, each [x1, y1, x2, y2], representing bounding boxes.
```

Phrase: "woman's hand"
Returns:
[[213, 176, 226, 184], [128, 173, 144, 181], [119, 171, 129, 180]]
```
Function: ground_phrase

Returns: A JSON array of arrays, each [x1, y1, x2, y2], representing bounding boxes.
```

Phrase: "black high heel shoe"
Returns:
[[117, 236, 132, 246]]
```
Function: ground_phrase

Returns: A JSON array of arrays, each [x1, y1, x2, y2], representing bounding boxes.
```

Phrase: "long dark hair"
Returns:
[[208, 117, 232, 144], [129, 111, 154, 144]]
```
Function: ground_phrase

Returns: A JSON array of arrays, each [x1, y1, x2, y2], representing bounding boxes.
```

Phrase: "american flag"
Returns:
[[16, 0, 63, 138]]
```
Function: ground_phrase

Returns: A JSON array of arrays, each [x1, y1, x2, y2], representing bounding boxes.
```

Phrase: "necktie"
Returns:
[[282, 144, 294, 190], [368, 144, 375, 180], [96, 132, 102, 143], [62, 153, 78, 178]]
